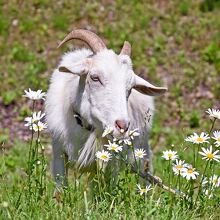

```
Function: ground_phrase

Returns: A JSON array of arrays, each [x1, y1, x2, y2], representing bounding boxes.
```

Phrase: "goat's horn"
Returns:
[[58, 29, 106, 53], [120, 41, 131, 57]]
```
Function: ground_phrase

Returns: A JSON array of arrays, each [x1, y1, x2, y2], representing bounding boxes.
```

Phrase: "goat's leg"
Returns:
[[52, 138, 68, 201]]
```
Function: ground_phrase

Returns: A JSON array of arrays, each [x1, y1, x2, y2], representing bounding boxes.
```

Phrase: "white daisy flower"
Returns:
[[119, 138, 132, 146], [128, 128, 140, 140], [185, 132, 209, 144], [184, 194, 192, 202], [104, 140, 122, 153], [137, 184, 152, 195], [102, 126, 113, 137], [181, 166, 199, 180], [162, 150, 178, 161], [203, 189, 213, 199], [135, 148, 147, 159], [23, 88, 46, 100], [1, 201, 9, 208], [202, 176, 208, 186], [155, 198, 161, 207], [212, 131, 220, 146], [209, 175, 220, 187], [198, 146, 220, 162], [206, 108, 220, 120], [172, 159, 187, 175], [96, 150, 111, 162], [31, 121, 47, 132], [184, 135, 195, 143], [24, 111, 45, 127]]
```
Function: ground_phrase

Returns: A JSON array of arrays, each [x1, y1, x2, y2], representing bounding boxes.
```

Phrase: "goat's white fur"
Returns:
[[46, 47, 166, 188]]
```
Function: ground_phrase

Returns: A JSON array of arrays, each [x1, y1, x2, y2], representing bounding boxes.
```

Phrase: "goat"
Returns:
[[45, 29, 167, 192]]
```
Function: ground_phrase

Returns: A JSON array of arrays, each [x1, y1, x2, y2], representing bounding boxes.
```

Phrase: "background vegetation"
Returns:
[[0, 0, 220, 219]]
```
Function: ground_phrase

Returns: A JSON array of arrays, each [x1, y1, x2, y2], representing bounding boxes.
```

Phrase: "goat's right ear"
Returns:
[[58, 58, 92, 76]]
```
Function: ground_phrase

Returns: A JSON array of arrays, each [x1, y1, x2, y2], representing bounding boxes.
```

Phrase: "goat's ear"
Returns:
[[58, 58, 92, 76], [133, 75, 167, 96]]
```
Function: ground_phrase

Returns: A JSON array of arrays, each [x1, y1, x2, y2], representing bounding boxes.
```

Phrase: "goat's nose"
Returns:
[[115, 120, 130, 132]]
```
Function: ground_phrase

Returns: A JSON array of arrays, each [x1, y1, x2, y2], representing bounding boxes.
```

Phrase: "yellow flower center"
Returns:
[[101, 155, 107, 159], [168, 153, 173, 159], [141, 189, 146, 193], [213, 179, 218, 184], [33, 124, 43, 131], [32, 119, 39, 123], [187, 169, 193, 174], [176, 165, 183, 169], [197, 137, 204, 142], [207, 153, 214, 159], [111, 146, 117, 151], [217, 137, 220, 142], [137, 153, 142, 157]]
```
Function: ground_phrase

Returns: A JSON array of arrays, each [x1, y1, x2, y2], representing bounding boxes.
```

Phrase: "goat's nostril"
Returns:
[[115, 120, 129, 132]]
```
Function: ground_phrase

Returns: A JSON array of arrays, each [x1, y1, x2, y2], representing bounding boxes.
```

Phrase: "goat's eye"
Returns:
[[90, 75, 100, 82]]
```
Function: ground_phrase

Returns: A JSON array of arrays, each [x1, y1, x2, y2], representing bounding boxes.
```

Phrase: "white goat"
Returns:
[[45, 29, 167, 191]]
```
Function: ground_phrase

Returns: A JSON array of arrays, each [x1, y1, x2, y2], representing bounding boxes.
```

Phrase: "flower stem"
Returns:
[[168, 160, 171, 191], [131, 146, 139, 183], [209, 118, 216, 133], [195, 161, 209, 203]]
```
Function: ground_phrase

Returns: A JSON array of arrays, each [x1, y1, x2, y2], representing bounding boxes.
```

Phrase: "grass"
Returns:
[[1, 120, 220, 219], [1, 0, 220, 219]]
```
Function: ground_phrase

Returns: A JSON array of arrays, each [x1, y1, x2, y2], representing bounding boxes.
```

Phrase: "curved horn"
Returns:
[[58, 29, 106, 53], [120, 41, 131, 56]]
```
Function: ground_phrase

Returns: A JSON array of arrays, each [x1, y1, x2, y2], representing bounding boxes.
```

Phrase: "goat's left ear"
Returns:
[[58, 58, 92, 76], [133, 75, 167, 96]]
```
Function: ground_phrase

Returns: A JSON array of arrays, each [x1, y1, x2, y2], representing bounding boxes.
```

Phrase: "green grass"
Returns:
[[1, 0, 220, 219], [1, 127, 220, 219]]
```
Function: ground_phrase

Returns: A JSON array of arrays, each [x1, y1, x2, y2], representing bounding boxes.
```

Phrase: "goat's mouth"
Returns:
[[101, 126, 128, 140], [112, 130, 129, 139]]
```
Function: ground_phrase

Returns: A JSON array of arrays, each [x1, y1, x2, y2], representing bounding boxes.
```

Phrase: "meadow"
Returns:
[[1, 0, 220, 219]]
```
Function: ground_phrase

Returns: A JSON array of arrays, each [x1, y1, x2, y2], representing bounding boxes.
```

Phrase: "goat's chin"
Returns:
[[112, 131, 128, 140]]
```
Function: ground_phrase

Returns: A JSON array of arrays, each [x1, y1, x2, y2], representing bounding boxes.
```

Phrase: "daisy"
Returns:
[[185, 132, 209, 144], [102, 126, 113, 137], [184, 135, 195, 143], [96, 150, 111, 162], [104, 140, 122, 153], [172, 159, 187, 175], [203, 189, 213, 199], [23, 88, 46, 100], [136, 184, 152, 195], [128, 128, 140, 140], [119, 138, 132, 146], [206, 108, 220, 120], [209, 175, 220, 187], [31, 121, 47, 132], [24, 111, 45, 127], [155, 198, 161, 207], [202, 176, 208, 186], [181, 166, 199, 180], [212, 131, 220, 146], [162, 150, 178, 161], [135, 148, 147, 159], [199, 146, 220, 162], [2, 201, 9, 208]]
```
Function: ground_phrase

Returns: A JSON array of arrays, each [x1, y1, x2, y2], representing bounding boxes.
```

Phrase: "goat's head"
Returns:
[[58, 29, 167, 138]]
